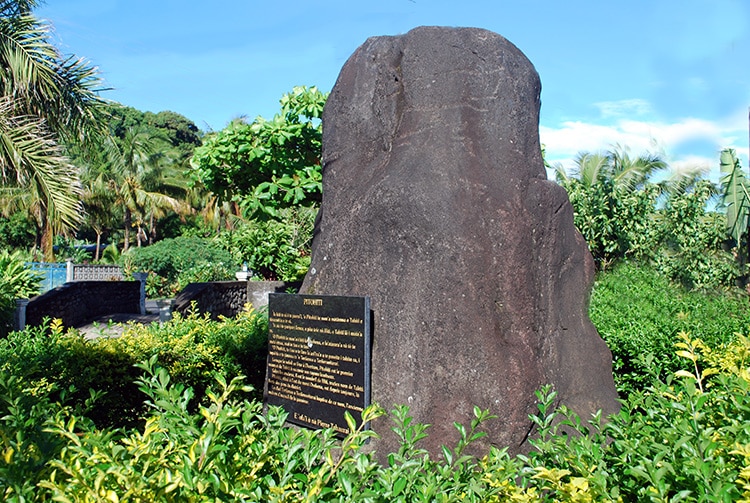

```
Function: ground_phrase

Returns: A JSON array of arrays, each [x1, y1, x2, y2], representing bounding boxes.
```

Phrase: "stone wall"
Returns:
[[173, 281, 249, 319], [25, 281, 141, 329], [173, 281, 301, 319]]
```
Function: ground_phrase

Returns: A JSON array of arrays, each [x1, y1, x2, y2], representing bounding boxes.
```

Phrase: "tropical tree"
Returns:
[[80, 173, 118, 260], [555, 146, 666, 267], [190, 86, 326, 219], [0, 98, 82, 257], [0, 0, 107, 259], [106, 127, 187, 251], [654, 179, 735, 290]]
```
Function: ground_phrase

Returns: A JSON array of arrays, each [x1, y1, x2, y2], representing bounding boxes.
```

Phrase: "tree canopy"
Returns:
[[190, 86, 327, 219]]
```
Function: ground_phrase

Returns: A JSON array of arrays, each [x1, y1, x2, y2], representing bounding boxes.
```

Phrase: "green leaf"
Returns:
[[392, 477, 407, 496], [344, 410, 357, 433], [720, 148, 750, 245]]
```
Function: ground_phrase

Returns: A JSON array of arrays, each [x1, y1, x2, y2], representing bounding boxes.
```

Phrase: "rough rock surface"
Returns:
[[301, 26, 619, 457]]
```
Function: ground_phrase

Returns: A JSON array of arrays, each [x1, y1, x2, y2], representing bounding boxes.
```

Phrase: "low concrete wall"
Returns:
[[70, 263, 124, 281], [247, 281, 289, 309], [25, 281, 141, 329]]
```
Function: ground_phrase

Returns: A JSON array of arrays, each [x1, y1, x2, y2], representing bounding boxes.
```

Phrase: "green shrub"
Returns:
[[590, 261, 749, 395], [0, 309, 268, 430], [52, 236, 93, 263], [0, 347, 85, 500], [0, 250, 41, 336], [4, 328, 750, 500], [175, 260, 235, 291], [653, 181, 738, 290], [216, 206, 315, 281], [124, 236, 235, 297], [6, 333, 749, 501], [0, 213, 36, 251], [561, 177, 660, 268]]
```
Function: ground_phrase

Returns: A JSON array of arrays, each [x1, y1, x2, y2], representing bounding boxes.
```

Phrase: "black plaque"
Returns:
[[265, 293, 371, 435]]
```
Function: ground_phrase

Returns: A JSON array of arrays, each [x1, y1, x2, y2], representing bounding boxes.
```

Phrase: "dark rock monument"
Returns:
[[301, 26, 619, 456]]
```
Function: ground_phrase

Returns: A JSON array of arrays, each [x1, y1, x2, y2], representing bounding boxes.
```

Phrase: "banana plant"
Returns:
[[719, 148, 750, 280]]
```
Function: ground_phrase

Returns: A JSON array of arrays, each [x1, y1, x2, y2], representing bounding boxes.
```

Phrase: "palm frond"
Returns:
[[0, 97, 83, 234], [658, 166, 713, 198], [573, 151, 608, 188], [609, 146, 667, 191], [0, 0, 40, 19], [0, 14, 109, 143]]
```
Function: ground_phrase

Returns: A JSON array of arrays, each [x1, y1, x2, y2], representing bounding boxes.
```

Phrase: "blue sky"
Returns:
[[37, 0, 750, 178]]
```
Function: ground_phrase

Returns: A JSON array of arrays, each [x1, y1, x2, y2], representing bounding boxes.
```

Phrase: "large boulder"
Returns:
[[301, 26, 619, 457]]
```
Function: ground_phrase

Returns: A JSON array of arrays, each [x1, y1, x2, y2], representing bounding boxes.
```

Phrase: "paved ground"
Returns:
[[76, 300, 163, 339]]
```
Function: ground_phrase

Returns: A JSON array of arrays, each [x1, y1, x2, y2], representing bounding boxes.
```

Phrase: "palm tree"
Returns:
[[555, 146, 666, 190], [81, 173, 118, 261], [0, 97, 82, 257], [0, 0, 107, 259], [555, 151, 609, 188], [106, 128, 187, 250], [554, 146, 667, 268], [607, 146, 667, 190]]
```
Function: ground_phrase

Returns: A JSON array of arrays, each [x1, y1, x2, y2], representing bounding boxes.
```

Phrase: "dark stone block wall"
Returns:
[[173, 281, 302, 319], [25, 281, 141, 329], [173, 281, 249, 320]]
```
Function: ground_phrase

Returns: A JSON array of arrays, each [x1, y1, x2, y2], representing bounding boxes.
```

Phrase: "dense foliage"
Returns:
[[190, 86, 326, 219], [557, 148, 744, 290], [589, 261, 750, 395], [0, 250, 40, 336], [0, 308, 268, 431], [0, 264, 748, 500], [0, 213, 35, 250], [0, 0, 108, 259], [77, 104, 201, 254], [2, 315, 750, 500], [124, 236, 235, 297], [216, 206, 316, 282], [117, 205, 315, 296]]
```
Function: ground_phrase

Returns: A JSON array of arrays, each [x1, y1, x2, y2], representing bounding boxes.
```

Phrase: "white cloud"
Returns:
[[541, 107, 749, 178]]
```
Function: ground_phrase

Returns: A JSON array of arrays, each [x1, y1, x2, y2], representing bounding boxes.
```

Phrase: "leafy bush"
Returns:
[[190, 86, 326, 219], [5, 262, 750, 500], [52, 236, 93, 263], [590, 261, 749, 394], [0, 371, 83, 499], [653, 181, 738, 290], [0, 309, 268, 430], [0, 250, 41, 336], [176, 261, 235, 290], [216, 206, 315, 281], [143, 261, 236, 298], [4, 332, 750, 501], [561, 163, 740, 289], [561, 176, 660, 268], [124, 235, 235, 297], [0, 212, 36, 251]]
